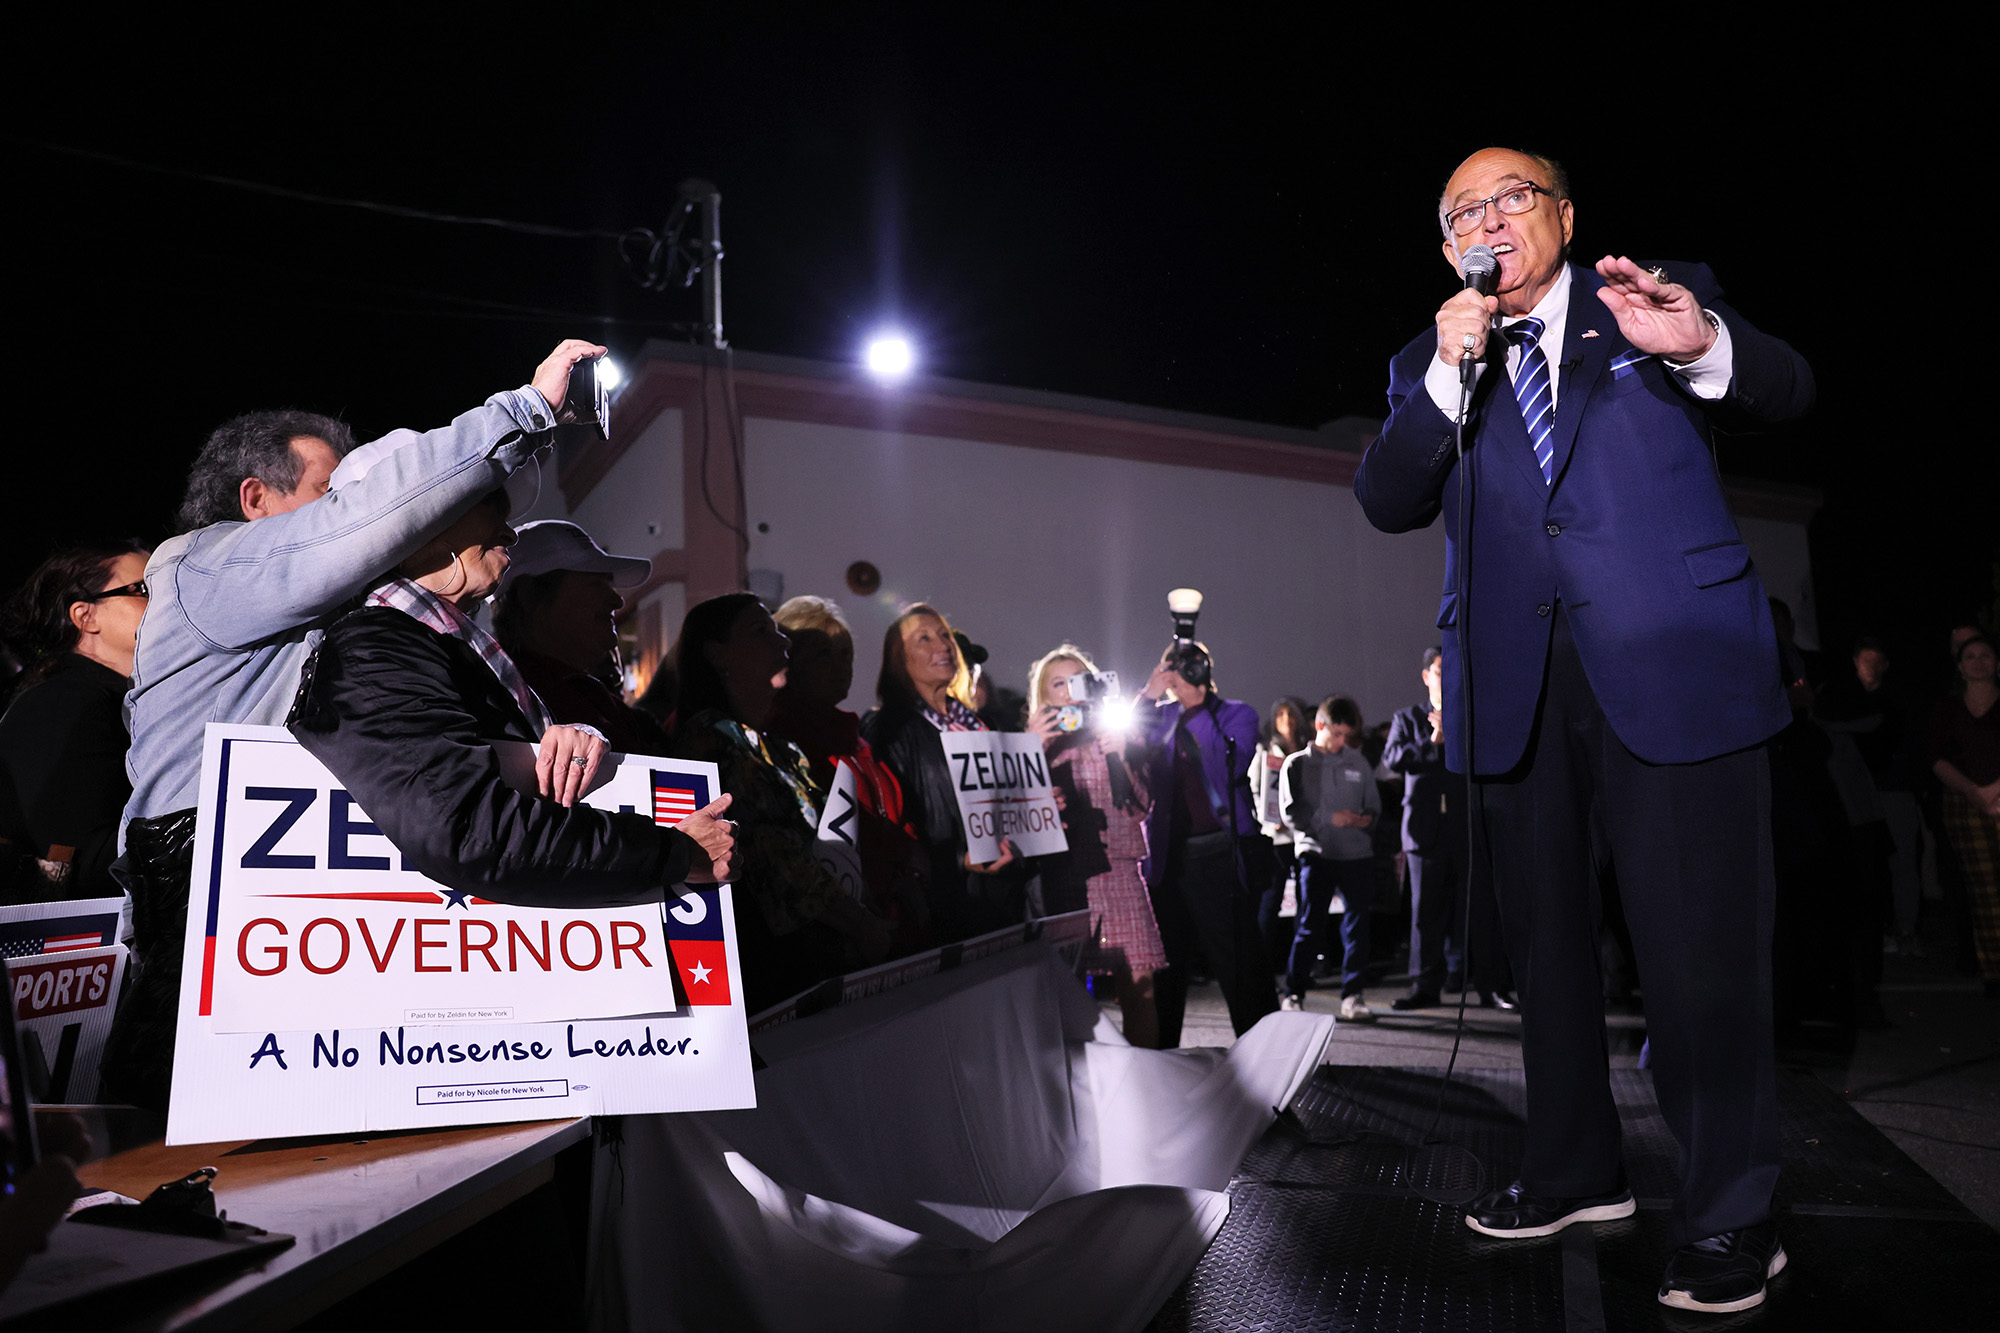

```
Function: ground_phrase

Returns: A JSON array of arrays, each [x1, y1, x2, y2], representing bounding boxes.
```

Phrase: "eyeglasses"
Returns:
[[79, 579, 148, 602], [1442, 181, 1556, 236]]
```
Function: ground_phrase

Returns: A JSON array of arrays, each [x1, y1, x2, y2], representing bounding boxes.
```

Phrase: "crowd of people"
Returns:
[[0, 336, 1992, 1127], [1768, 608, 2000, 1019]]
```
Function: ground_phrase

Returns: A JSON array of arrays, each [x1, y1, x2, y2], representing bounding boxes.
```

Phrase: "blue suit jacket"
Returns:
[[1382, 701, 1463, 854], [1354, 262, 1813, 775]]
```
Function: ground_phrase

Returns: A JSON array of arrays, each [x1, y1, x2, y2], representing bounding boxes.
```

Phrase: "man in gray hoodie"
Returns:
[[1279, 695, 1381, 1021]]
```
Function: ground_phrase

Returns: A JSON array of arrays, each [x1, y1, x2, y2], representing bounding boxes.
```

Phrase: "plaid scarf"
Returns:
[[921, 696, 987, 733], [365, 577, 555, 737]]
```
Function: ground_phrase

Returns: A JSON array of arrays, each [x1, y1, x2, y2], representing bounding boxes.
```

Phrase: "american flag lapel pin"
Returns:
[[1580, 329, 1600, 338]]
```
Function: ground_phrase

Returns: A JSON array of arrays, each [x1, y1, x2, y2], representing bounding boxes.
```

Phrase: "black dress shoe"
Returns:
[[1464, 1180, 1635, 1238], [1658, 1221, 1786, 1313], [1390, 989, 1441, 1011], [1479, 988, 1519, 1011]]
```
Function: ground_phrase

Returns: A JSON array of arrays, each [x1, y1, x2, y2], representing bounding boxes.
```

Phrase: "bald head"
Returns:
[[1438, 147, 1571, 224]]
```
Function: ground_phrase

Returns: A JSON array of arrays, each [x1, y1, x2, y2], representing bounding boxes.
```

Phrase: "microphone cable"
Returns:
[[1402, 323, 1491, 1204]]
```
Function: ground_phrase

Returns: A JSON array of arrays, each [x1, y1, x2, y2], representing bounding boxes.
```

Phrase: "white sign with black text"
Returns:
[[166, 725, 755, 1145], [937, 731, 1069, 862], [6, 943, 126, 1103], [812, 760, 867, 902]]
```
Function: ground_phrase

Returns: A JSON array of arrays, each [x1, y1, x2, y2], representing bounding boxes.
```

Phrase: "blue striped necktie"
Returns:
[[1506, 317, 1555, 485]]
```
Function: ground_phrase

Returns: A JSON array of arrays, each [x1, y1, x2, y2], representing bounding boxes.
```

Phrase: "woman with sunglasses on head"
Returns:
[[0, 541, 151, 900]]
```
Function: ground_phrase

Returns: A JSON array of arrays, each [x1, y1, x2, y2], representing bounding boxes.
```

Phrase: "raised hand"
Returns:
[[678, 794, 736, 883], [1592, 256, 1716, 361], [530, 339, 610, 413]]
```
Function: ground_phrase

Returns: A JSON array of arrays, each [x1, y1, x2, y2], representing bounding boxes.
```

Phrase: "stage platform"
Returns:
[[1148, 1065, 1994, 1331]]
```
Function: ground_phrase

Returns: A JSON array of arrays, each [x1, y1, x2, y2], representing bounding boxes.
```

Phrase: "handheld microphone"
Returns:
[[1461, 243, 1500, 296], [1458, 244, 1500, 386]]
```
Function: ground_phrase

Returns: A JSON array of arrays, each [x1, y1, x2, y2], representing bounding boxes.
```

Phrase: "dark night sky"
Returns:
[[4, 13, 1986, 680]]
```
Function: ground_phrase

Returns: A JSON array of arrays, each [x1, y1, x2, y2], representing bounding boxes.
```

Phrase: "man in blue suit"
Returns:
[[1354, 148, 1813, 1315]]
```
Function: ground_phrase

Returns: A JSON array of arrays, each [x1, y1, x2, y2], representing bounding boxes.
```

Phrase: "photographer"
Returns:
[[1134, 638, 1278, 1046], [1028, 645, 1162, 1048]]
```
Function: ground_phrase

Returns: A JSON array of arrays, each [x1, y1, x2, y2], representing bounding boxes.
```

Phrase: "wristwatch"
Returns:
[[1664, 308, 1721, 367]]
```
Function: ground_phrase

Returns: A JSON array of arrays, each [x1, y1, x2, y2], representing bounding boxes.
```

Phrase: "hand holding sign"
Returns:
[[536, 725, 608, 806], [965, 839, 1020, 875], [678, 794, 736, 883], [939, 732, 1068, 863]]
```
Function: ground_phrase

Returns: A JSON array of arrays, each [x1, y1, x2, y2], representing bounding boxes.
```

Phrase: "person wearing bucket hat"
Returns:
[[492, 521, 671, 755], [278, 475, 735, 913]]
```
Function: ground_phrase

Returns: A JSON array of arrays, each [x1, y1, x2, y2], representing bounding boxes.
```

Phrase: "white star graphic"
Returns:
[[688, 960, 712, 985]]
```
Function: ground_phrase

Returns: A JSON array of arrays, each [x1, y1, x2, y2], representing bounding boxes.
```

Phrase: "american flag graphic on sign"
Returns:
[[0, 911, 120, 961], [662, 886, 731, 1006], [651, 770, 712, 826]]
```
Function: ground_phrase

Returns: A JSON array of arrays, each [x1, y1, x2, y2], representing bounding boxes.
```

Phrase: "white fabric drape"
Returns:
[[588, 942, 1333, 1332]]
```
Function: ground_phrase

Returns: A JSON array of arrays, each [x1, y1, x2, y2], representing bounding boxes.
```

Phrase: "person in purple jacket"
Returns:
[[1134, 639, 1277, 1047]]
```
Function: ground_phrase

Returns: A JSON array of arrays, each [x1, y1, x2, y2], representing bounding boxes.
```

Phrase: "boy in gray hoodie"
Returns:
[[1279, 696, 1381, 1020]]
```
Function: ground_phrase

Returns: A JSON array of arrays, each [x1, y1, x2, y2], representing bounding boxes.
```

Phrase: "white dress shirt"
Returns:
[[1424, 261, 1735, 428]]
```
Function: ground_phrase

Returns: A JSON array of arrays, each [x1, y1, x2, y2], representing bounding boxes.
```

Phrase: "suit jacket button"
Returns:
[[1546, 522, 1562, 535], [1536, 604, 1551, 617]]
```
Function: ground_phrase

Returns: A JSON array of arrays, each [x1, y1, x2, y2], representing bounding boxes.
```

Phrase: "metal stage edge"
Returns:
[[1146, 1066, 1996, 1333]]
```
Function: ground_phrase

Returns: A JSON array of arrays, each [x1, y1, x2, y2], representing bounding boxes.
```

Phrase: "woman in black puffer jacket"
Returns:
[[860, 603, 1021, 945], [285, 461, 733, 905]]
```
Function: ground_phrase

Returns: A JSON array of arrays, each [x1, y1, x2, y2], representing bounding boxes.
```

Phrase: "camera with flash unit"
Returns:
[[1162, 587, 1212, 689]]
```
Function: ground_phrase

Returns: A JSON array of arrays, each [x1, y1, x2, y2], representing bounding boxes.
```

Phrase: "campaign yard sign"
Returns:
[[0, 897, 125, 962], [937, 731, 1069, 863], [812, 760, 866, 902], [167, 725, 754, 1145], [6, 944, 126, 1103]]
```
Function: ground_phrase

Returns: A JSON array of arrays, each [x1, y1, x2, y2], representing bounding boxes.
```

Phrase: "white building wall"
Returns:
[[1737, 514, 1819, 651], [740, 417, 1449, 731], [566, 409, 686, 558]]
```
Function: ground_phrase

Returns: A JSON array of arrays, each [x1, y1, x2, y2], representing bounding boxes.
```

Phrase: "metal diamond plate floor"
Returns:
[[1146, 1066, 1994, 1332]]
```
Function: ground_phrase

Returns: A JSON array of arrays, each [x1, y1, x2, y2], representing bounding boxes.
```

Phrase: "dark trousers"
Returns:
[[1289, 855, 1374, 999], [1466, 852, 1514, 993], [1406, 850, 1465, 990], [1152, 831, 1278, 1047], [1409, 846, 1514, 993], [1474, 609, 1779, 1245], [1255, 838, 1298, 970]]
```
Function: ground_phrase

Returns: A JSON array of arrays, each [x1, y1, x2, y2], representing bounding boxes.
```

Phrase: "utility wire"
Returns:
[[55, 235, 699, 333], [15, 136, 629, 241]]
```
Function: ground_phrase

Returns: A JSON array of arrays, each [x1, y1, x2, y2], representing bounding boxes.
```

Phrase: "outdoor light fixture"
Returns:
[[864, 333, 916, 380]]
